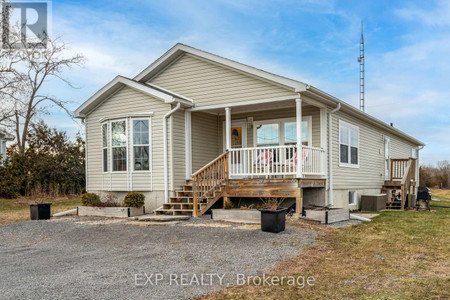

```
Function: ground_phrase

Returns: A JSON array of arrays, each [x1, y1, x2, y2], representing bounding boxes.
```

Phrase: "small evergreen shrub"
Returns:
[[123, 192, 145, 208], [81, 193, 100, 206]]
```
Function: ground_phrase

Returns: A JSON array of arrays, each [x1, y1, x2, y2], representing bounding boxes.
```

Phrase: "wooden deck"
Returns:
[[155, 151, 326, 217], [227, 178, 324, 198]]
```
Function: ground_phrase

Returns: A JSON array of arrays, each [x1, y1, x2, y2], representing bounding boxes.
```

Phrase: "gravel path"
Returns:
[[0, 216, 318, 300]]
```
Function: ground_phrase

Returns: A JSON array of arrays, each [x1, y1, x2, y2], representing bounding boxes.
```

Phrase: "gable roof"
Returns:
[[74, 76, 193, 118], [133, 43, 423, 146], [134, 43, 308, 92], [76, 43, 424, 146]]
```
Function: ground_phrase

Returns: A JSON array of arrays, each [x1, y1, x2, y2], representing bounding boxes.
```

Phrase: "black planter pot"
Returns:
[[260, 207, 287, 233], [29, 203, 52, 220]]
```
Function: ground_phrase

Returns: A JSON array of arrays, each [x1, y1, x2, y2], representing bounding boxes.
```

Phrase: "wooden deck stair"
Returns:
[[382, 158, 417, 210], [154, 152, 229, 216]]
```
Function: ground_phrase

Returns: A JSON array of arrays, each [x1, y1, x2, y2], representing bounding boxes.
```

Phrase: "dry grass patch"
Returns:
[[0, 195, 81, 225], [202, 199, 450, 299]]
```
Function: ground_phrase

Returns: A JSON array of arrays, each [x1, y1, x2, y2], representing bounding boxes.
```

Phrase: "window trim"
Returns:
[[101, 122, 108, 173], [338, 120, 360, 168], [349, 190, 357, 205], [253, 116, 312, 147], [132, 117, 152, 173], [110, 119, 128, 173]]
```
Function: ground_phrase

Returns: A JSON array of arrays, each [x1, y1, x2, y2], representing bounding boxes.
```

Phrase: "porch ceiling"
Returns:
[[192, 99, 317, 115]]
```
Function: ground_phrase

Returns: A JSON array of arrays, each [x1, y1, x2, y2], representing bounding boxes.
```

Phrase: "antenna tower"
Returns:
[[357, 21, 365, 111]]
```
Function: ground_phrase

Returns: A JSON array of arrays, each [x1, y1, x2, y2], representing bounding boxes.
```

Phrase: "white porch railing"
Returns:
[[228, 145, 325, 177]]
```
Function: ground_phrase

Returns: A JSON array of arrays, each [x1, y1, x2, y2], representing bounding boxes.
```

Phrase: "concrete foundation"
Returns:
[[332, 188, 382, 210], [78, 206, 145, 218], [212, 209, 260, 224], [94, 190, 166, 212]]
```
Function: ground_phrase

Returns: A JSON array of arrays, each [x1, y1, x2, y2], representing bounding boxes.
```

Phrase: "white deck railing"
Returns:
[[228, 145, 325, 177]]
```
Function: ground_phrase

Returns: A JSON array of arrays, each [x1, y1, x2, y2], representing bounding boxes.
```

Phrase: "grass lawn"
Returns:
[[204, 189, 450, 299], [0, 195, 81, 225]]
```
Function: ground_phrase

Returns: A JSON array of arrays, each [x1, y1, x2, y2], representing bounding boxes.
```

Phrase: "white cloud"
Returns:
[[396, 0, 450, 26]]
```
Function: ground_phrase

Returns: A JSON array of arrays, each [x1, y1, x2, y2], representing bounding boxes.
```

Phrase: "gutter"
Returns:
[[163, 102, 181, 203], [305, 85, 424, 147], [328, 103, 341, 206]]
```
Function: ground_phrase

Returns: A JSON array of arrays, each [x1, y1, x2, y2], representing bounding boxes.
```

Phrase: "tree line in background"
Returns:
[[419, 161, 450, 189], [0, 121, 85, 198]]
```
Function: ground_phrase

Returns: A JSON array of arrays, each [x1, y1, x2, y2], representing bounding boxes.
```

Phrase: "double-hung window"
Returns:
[[339, 120, 359, 167], [111, 120, 127, 172], [102, 123, 108, 172], [133, 119, 150, 171]]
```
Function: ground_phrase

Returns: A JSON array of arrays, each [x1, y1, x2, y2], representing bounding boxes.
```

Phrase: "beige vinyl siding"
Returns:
[[150, 54, 298, 107], [171, 109, 186, 188], [331, 110, 417, 190], [191, 112, 219, 172], [390, 136, 415, 159], [85, 87, 171, 192], [218, 105, 322, 150]]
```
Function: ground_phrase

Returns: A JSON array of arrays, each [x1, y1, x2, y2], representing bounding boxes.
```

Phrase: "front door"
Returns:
[[224, 120, 247, 174], [385, 137, 390, 180]]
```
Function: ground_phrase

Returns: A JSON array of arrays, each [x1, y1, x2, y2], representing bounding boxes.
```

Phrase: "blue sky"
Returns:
[[42, 0, 449, 165]]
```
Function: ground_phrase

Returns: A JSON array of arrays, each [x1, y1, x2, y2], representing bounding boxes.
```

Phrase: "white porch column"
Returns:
[[296, 97, 303, 178], [185, 110, 192, 179], [225, 107, 231, 151]]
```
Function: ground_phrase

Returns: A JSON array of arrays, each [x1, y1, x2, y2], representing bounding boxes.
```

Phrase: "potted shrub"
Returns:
[[29, 202, 52, 220], [259, 198, 287, 233]]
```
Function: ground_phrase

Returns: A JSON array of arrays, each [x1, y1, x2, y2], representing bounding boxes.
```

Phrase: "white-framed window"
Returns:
[[254, 116, 312, 147], [102, 123, 108, 172], [349, 191, 357, 205], [111, 120, 127, 172], [0, 140, 6, 162], [132, 119, 151, 171], [339, 120, 359, 168]]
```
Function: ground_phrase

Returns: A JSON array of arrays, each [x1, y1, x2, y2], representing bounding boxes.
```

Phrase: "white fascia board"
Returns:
[[133, 43, 307, 92]]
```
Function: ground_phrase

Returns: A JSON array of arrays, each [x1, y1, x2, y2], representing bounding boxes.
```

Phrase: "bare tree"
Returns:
[[1, 0, 84, 154], [10, 37, 85, 155], [0, 2, 25, 124]]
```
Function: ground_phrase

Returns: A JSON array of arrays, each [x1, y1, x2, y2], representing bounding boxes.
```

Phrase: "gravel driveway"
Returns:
[[0, 216, 318, 299]]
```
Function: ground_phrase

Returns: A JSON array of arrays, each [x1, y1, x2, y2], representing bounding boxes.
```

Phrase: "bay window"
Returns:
[[133, 119, 150, 171], [102, 118, 152, 173], [102, 123, 108, 172], [111, 120, 127, 172], [339, 120, 359, 167]]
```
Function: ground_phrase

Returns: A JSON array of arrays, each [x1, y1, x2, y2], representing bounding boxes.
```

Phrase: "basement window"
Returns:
[[349, 191, 357, 205]]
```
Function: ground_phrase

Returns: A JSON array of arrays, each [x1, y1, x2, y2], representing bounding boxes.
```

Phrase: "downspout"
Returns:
[[164, 102, 181, 203], [416, 145, 425, 188], [328, 103, 341, 206]]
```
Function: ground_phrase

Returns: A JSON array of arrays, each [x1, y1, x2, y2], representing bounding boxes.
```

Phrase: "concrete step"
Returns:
[[137, 214, 190, 222]]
